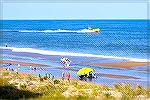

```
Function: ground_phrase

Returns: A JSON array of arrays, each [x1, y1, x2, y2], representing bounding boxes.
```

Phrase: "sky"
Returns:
[[2, 2, 148, 19]]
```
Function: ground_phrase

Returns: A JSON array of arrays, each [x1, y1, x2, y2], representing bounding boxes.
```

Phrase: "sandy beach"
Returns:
[[96, 73, 140, 79], [92, 61, 149, 68]]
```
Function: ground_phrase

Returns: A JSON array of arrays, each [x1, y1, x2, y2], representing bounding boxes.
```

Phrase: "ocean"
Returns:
[[0, 20, 149, 87]]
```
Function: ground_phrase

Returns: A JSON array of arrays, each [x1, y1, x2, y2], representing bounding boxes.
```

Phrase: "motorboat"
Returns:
[[88, 27, 100, 33]]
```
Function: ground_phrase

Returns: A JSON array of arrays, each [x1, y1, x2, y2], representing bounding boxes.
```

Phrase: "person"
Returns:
[[65, 58, 71, 67], [52, 76, 54, 81], [30, 66, 32, 74], [93, 73, 97, 79], [60, 57, 71, 68], [12, 68, 14, 71], [60, 57, 67, 67], [17, 64, 20, 73], [66, 72, 70, 82], [79, 75, 86, 81], [79, 75, 83, 80], [89, 72, 92, 79], [61, 72, 65, 81], [5, 43, 7, 47], [48, 73, 52, 79]]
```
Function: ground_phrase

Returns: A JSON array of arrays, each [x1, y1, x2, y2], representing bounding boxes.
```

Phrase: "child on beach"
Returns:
[[61, 72, 65, 81]]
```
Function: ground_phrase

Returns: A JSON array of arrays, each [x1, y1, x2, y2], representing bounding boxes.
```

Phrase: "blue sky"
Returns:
[[2, 2, 148, 19]]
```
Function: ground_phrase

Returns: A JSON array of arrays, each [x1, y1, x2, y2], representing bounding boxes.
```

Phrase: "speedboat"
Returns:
[[88, 27, 100, 33]]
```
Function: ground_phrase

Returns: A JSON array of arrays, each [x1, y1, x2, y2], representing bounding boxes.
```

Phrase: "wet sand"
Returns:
[[0, 59, 143, 79], [93, 61, 149, 68], [139, 70, 150, 72], [0, 60, 49, 67], [96, 73, 140, 79]]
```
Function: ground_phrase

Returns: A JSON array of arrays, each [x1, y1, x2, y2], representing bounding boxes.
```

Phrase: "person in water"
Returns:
[[5, 43, 7, 47]]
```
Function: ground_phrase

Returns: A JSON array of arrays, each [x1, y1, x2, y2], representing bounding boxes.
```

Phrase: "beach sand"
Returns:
[[96, 73, 140, 79], [92, 61, 149, 68]]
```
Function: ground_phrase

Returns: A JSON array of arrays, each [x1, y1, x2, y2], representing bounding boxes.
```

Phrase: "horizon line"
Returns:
[[0, 19, 149, 20]]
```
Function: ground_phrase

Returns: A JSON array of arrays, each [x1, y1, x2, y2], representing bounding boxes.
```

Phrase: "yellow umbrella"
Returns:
[[77, 67, 93, 75]]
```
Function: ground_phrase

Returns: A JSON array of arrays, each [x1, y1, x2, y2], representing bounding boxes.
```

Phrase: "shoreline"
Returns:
[[1, 47, 150, 63], [0, 59, 49, 67], [1, 59, 149, 69], [0, 59, 142, 79]]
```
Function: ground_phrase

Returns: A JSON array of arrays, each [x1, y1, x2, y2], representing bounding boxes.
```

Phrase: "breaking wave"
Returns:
[[0, 47, 149, 62]]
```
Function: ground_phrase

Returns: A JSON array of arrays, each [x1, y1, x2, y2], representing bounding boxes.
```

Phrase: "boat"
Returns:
[[88, 27, 100, 33]]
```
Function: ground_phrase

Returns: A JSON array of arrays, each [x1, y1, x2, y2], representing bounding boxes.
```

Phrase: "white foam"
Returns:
[[1, 47, 149, 62], [18, 29, 97, 33]]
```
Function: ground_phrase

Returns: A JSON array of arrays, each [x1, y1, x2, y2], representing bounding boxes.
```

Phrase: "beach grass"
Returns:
[[0, 68, 150, 100]]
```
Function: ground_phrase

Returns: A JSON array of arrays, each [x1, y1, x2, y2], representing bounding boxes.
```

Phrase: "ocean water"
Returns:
[[1, 20, 149, 60], [0, 20, 149, 87]]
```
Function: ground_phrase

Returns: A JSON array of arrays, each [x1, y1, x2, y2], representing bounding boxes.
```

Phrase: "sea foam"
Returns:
[[1, 47, 149, 62]]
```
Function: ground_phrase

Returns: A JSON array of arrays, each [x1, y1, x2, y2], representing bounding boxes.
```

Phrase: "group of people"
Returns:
[[5, 64, 20, 74], [4, 56, 97, 83], [39, 73, 55, 81], [60, 57, 71, 82], [79, 71, 96, 81], [61, 72, 71, 82], [60, 57, 71, 67]]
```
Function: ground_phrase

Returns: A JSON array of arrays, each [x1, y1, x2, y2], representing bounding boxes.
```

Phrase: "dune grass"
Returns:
[[0, 68, 150, 100]]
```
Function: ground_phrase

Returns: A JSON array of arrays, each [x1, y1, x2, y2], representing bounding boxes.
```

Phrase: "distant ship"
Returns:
[[88, 27, 100, 33]]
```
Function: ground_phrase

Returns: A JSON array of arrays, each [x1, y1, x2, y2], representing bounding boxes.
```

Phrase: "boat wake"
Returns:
[[1, 29, 98, 33]]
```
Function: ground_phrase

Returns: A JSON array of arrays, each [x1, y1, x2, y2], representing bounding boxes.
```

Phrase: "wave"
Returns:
[[1, 29, 97, 33], [0, 47, 149, 62]]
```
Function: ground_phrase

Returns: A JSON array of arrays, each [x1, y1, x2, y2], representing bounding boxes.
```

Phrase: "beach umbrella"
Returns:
[[77, 67, 93, 75]]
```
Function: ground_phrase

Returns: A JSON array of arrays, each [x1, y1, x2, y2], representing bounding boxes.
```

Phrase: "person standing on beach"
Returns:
[[60, 57, 66, 67], [66, 72, 70, 82], [30, 66, 32, 74], [52, 76, 54, 81], [61, 72, 65, 81], [65, 58, 71, 67], [48, 73, 52, 79], [60, 57, 71, 68], [17, 64, 20, 74]]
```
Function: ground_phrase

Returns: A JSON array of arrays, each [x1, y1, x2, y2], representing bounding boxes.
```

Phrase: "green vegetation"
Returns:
[[53, 79, 60, 84], [0, 68, 150, 100]]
